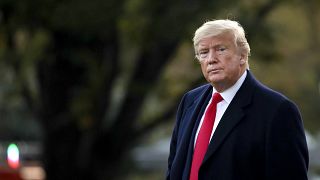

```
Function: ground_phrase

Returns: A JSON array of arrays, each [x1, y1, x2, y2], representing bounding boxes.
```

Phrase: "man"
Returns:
[[166, 19, 309, 180]]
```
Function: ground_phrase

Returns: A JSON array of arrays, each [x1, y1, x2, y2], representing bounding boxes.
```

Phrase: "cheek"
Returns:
[[200, 63, 207, 74], [224, 57, 241, 69]]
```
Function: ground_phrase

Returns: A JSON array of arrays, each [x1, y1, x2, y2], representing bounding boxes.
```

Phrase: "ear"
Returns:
[[240, 54, 246, 65]]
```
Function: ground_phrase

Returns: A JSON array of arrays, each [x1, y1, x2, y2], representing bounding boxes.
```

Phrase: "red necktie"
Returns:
[[189, 92, 223, 180]]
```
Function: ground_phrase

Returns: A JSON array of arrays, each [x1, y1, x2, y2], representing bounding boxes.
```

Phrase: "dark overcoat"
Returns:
[[166, 71, 309, 180]]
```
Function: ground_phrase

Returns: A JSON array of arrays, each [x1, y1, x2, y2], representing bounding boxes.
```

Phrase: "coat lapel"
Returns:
[[178, 85, 212, 180], [202, 71, 256, 163], [203, 105, 245, 163]]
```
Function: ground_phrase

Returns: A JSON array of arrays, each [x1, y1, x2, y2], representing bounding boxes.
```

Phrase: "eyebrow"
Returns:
[[198, 44, 227, 50]]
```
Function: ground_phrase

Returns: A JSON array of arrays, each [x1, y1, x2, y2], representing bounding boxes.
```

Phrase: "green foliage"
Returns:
[[0, 0, 319, 179]]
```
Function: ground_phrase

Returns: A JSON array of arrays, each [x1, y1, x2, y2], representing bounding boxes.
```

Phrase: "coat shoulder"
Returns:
[[254, 80, 294, 107], [183, 84, 211, 103]]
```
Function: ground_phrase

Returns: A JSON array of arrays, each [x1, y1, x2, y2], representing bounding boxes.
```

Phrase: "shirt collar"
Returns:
[[212, 70, 247, 104]]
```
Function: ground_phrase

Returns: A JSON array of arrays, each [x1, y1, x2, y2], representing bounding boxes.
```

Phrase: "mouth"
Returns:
[[208, 69, 221, 74]]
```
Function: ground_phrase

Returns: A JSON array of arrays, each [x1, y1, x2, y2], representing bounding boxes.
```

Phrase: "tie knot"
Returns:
[[212, 92, 223, 104]]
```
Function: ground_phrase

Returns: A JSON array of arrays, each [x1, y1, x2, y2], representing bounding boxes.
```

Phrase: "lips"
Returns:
[[208, 68, 221, 74]]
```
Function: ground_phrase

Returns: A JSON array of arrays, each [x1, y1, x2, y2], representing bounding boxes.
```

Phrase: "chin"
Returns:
[[207, 76, 223, 83]]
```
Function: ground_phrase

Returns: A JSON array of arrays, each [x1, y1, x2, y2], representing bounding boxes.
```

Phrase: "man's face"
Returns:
[[196, 33, 246, 92]]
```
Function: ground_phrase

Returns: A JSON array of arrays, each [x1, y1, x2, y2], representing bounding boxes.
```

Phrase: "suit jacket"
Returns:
[[167, 70, 309, 180]]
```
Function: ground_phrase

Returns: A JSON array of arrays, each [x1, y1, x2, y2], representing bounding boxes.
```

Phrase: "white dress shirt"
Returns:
[[194, 71, 247, 146]]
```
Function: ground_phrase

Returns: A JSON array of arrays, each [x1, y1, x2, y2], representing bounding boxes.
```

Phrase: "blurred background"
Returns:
[[0, 0, 319, 179]]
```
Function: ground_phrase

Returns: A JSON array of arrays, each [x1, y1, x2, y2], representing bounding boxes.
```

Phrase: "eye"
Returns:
[[217, 47, 226, 52], [198, 50, 209, 58]]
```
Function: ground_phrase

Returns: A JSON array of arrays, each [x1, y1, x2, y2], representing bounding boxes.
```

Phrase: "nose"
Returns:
[[206, 50, 218, 63]]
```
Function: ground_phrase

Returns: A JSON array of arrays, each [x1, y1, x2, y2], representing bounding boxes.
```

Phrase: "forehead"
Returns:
[[197, 33, 235, 48]]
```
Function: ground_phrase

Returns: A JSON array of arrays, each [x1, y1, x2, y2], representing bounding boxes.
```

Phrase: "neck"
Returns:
[[213, 69, 246, 93]]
